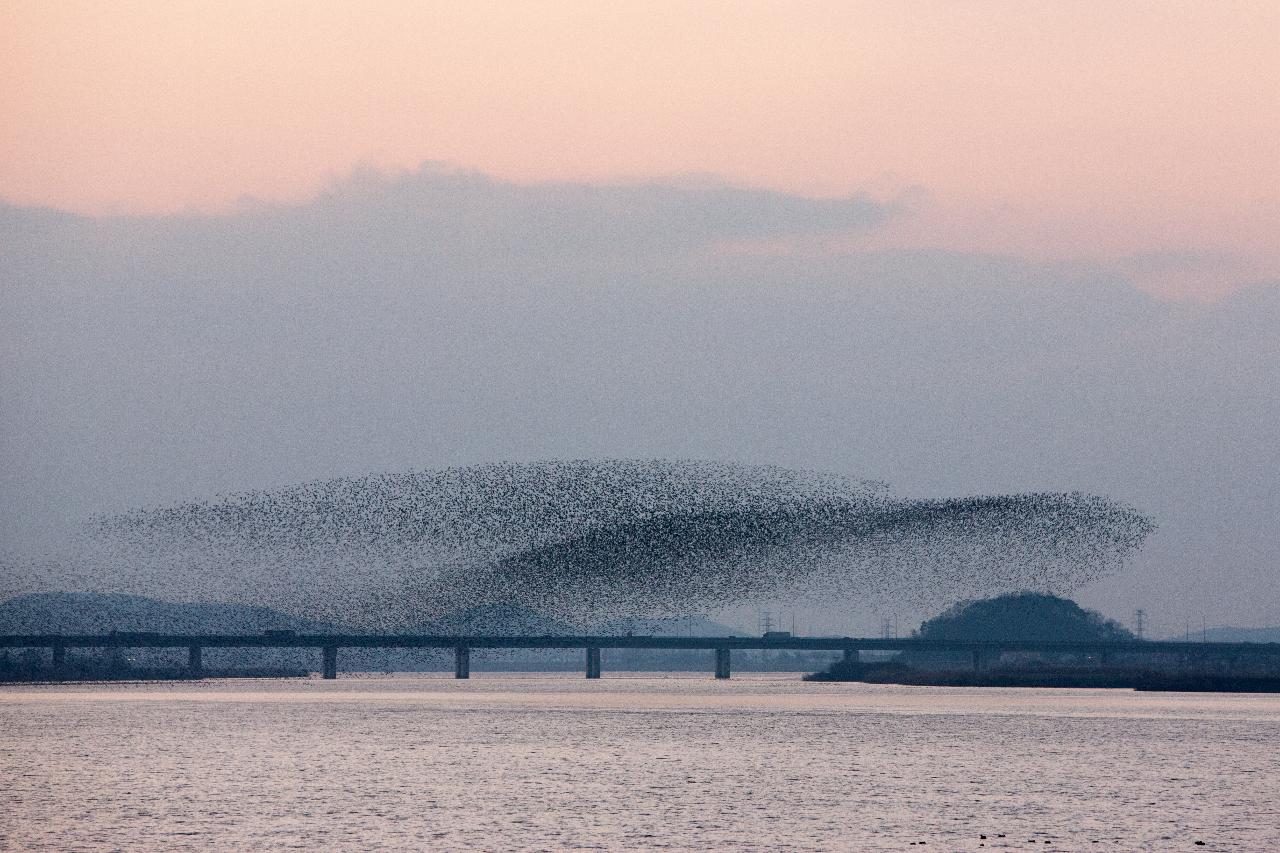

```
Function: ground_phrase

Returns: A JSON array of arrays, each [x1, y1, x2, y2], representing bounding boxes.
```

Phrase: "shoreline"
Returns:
[[804, 663, 1280, 692]]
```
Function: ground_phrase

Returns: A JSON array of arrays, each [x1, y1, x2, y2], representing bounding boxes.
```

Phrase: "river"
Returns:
[[3, 674, 1277, 851]]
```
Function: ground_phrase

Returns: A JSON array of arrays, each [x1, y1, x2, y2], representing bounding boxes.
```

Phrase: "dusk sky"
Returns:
[[3, 1, 1277, 298]]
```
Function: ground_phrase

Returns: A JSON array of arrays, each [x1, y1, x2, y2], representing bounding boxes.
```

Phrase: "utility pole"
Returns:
[[758, 610, 775, 669], [759, 610, 775, 634], [1133, 609, 1145, 640]]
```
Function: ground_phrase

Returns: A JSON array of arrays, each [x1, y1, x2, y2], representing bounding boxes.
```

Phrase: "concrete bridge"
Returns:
[[4, 632, 1278, 680]]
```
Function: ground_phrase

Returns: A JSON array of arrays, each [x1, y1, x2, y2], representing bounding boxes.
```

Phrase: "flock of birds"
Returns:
[[86, 460, 1156, 629]]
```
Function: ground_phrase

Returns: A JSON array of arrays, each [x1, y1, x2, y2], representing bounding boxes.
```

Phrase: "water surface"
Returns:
[[3, 674, 1277, 851]]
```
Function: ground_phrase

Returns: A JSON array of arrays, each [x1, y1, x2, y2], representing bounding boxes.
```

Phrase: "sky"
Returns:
[[2, 3, 1279, 633], [3, 1, 1277, 298]]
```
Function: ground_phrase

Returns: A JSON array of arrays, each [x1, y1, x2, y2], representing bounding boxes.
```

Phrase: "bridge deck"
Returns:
[[3, 633, 1277, 655]]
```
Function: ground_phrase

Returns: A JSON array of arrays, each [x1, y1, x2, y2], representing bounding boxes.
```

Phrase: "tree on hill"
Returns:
[[916, 592, 1135, 643]]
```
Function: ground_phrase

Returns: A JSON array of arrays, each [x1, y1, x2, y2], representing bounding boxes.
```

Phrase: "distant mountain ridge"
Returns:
[[425, 604, 579, 635], [0, 592, 338, 635], [0, 593, 749, 638], [1165, 626, 1280, 644], [591, 615, 746, 637]]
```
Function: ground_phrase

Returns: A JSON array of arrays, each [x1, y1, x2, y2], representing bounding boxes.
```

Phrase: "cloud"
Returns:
[[245, 163, 899, 260]]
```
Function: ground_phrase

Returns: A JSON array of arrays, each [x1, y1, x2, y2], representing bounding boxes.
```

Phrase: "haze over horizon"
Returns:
[[3, 3, 1278, 635]]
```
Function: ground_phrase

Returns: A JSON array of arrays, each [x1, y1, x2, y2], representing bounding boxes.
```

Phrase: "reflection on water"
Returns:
[[3, 674, 1278, 851]]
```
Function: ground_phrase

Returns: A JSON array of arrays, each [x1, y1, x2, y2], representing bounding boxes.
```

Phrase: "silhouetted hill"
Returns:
[[0, 592, 340, 634], [0, 592, 358, 679], [591, 616, 746, 636], [425, 607, 747, 638], [917, 592, 1135, 642], [427, 604, 580, 635]]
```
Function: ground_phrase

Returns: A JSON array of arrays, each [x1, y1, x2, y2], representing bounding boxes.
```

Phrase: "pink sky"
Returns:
[[2, 1, 1277, 298]]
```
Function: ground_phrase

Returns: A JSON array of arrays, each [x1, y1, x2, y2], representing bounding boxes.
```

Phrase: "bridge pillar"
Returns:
[[714, 648, 731, 680], [188, 644, 203, 678], [51, 643, 66, 672], [585, 647, 601, 679], [454, 645, 470, 679], [322, 645, 338, 679]]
